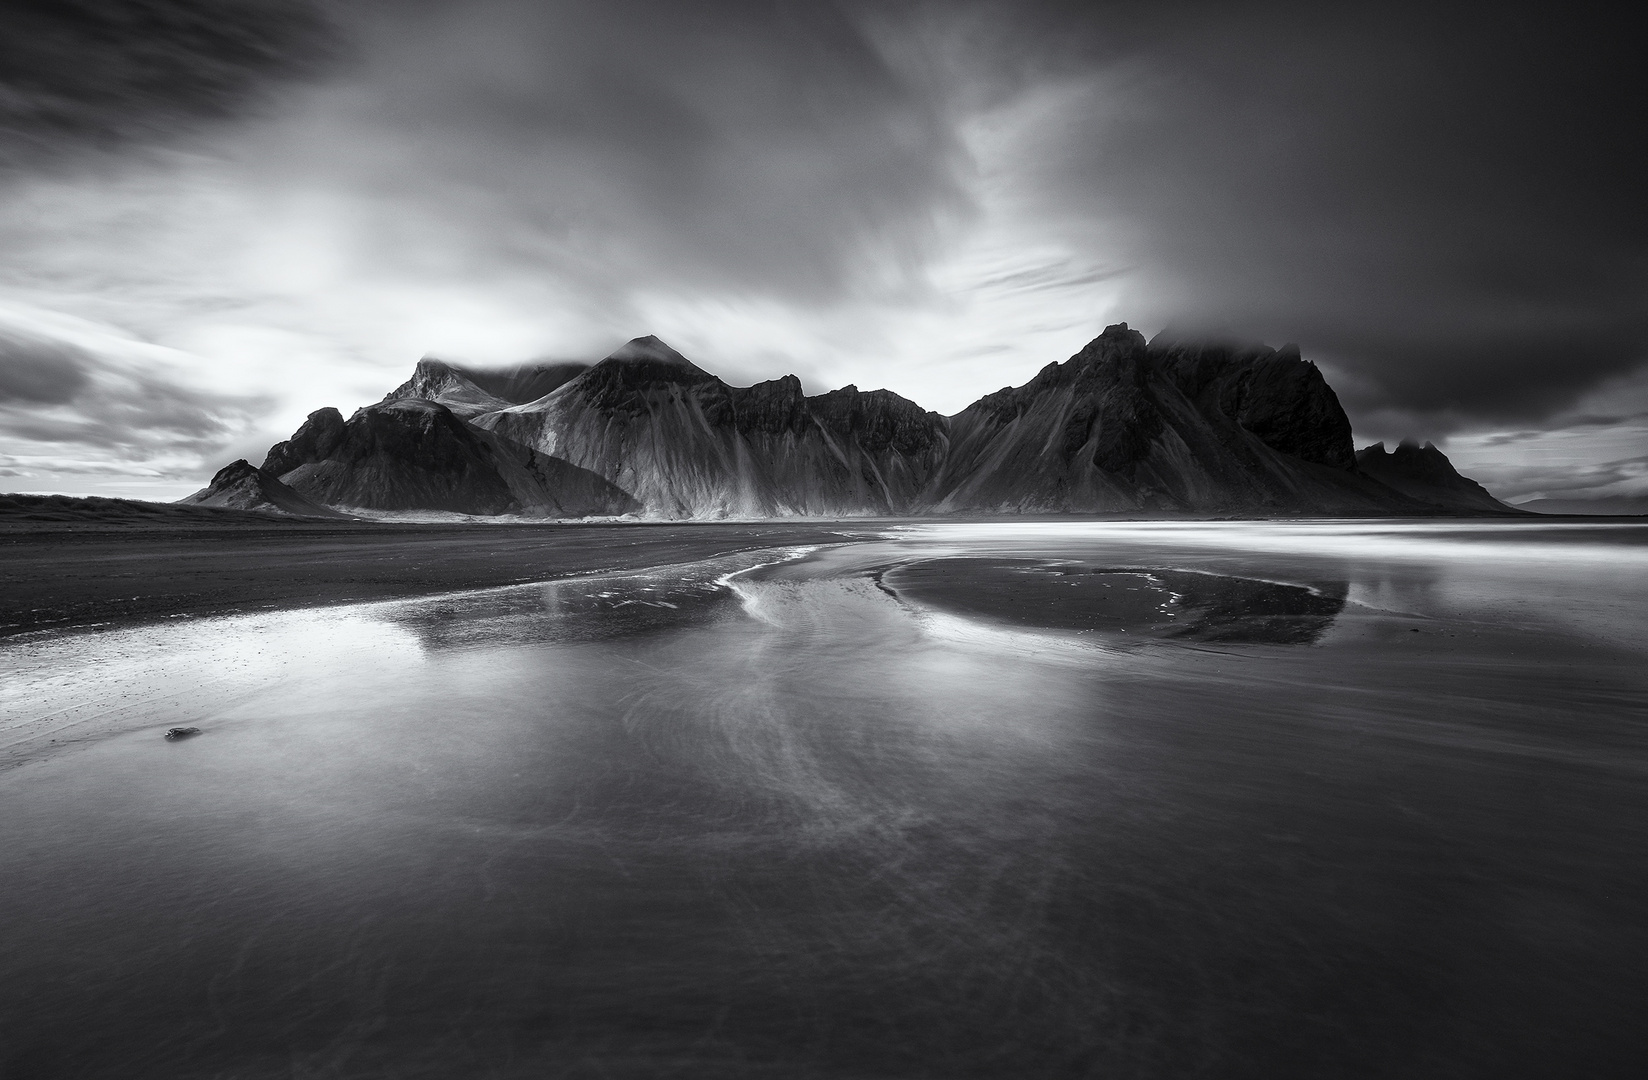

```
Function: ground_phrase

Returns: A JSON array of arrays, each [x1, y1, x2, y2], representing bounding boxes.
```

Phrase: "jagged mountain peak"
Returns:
[[182, 459, 344, 517], [382, 359, 510, 420], [256, 396, 638, 517], [385, 356, 589, 417], [928, 325, 1370, 513], [203, 321, 1517, 520], [1354, 439, 1514, 512], [396, 356, 470, 391], [602, 336, 693, 366], [807, 384, 948, 458], [1359, 439, 1454, 478], [569, 337, 718, 404], [1093, 321, 1147, 348]]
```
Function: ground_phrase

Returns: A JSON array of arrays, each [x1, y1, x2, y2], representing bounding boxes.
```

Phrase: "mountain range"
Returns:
[[187, 323, 1516, 519]]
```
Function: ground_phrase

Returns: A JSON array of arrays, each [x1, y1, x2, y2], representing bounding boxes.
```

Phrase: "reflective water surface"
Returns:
[[2, 521, 1646, 1078]]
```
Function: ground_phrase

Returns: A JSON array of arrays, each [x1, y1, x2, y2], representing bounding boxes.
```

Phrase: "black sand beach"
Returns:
[[0, 497, 863, 638]]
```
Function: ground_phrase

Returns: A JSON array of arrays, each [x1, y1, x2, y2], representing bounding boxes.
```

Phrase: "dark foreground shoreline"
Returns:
[[2, 491, 1627, 640], [0, 508, 870, 639]]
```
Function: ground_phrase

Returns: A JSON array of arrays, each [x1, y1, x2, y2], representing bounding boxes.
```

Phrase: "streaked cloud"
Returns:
[[1440, 367, 1648, 504], [0, 309, 271, 496], [0, 1, 1641, 501], [0, 0, 335, 172]]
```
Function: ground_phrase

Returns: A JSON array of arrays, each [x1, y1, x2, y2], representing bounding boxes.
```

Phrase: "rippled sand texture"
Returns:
[[2, 522, 1645, 1078]]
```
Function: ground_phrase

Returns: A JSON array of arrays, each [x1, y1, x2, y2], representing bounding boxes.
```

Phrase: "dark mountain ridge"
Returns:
[[472, 336, 947, 516], [1354, 440, 1515, 513], [203, 326, 1512, 519], [181, 459, 345, 517], [927, 324, 1391, 513], [254, 398, 638, 517]]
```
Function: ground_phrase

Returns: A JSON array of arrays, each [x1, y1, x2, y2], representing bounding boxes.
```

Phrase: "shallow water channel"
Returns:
[[2, 520, 1646, 1078]]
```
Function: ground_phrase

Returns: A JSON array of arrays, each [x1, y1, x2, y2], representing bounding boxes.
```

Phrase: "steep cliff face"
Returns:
[[924, 324, 1394, 513], [804, 384, 950, 510], [261, 399, 639, 517], [1153, 337, 1355, 469], [181, 459, 345, 517], [1354, 440, 1515, 513], [471, 336, 947, 517]]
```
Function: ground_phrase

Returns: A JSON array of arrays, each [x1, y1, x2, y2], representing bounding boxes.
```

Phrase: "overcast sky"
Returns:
[[1, 0, 1643, 505]]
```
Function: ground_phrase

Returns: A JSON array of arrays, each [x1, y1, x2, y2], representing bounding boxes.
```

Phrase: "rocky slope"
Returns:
[[259, 399, 639, 516], [1354, 440, 1516, 513], [181, 459, 346, 517], [925, 324, 1404, 513], [211, 325, 1512, 519], [460, 336, 947, 516], [382, 358, 588, 420]]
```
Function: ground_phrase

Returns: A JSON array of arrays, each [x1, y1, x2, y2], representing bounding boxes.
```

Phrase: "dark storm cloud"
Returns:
[[0, 326, 268, 455], [289, 0, 1643, 429], [0, 0, 336, 170], [992, 2, 1647, 429], [0, 329, 92, 404]]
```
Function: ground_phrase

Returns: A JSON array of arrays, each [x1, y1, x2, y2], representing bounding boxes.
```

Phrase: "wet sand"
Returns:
[[3, 519, 1646, 1078], [0, 511, 867, 638]]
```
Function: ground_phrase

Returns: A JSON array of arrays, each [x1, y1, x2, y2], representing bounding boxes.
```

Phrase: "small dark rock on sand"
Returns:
[[164, 727, 202, 740]]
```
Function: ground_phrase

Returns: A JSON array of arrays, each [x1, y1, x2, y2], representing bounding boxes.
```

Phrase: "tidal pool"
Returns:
[[2, 521, 1645, 1078]]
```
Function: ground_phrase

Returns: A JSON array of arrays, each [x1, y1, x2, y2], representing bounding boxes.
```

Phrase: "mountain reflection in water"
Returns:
[[880, 558, 1348, 644], [1, 521, 1646, 1079]]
